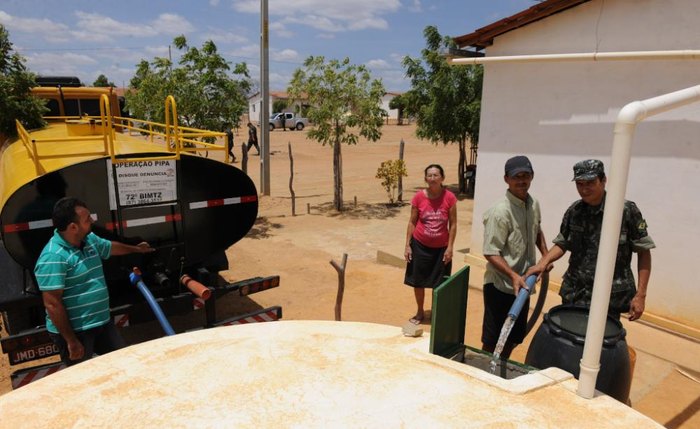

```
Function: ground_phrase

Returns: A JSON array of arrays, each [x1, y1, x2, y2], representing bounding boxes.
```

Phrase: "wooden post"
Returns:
[[242, 143, 248, 174], [398, 139, 405, 202], [354, 196, 357, 207], [330, 253, 348, 321], [288, 142, 296, 216], [307, 203, 311, 214]]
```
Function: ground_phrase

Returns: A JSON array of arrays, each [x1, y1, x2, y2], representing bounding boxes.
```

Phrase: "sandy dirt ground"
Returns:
[[222, 123, 474, 327], [2, 124, 698, 427], [0, 123, 471, 386]]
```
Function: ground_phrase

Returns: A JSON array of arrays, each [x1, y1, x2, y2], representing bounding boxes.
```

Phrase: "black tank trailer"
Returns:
[[0, 86, 281, 388]]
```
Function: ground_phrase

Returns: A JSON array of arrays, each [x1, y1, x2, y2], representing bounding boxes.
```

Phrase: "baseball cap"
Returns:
[[504, 156, 534, 177], [572, 159, 605, 181]]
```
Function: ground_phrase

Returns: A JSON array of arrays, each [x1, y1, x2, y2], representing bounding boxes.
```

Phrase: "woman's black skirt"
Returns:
[[404, 238, 452, 289]]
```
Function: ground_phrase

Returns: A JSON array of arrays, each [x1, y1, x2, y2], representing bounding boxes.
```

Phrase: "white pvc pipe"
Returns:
[[577, 84, 700, 398], [449, 49, 700, 399], [449, 50, 700, 65]]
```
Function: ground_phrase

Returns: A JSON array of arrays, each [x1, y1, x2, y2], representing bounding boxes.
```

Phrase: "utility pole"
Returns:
[[259, 0, 271, 195]]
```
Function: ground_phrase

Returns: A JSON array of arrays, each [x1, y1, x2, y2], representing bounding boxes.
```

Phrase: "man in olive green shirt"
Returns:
[[481, 156, 549, 359]]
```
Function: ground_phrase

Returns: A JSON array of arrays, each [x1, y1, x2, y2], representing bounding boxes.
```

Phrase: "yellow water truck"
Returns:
[[0, 86, 280, 389]]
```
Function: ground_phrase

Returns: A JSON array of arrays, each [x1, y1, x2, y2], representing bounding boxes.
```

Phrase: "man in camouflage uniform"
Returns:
[[528, 159, 655, 320]]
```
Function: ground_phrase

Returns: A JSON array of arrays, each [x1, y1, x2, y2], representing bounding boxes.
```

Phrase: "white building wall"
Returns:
[[380, 94, 400, 122], [248, 98, 259, 123], [470, 0, 700, 331], [248, 94, 271, 124]]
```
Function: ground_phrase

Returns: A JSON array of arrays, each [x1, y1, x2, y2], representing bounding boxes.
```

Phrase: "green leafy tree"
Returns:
[[93, 74, 115, 87], [402, 26, 483, 194], [0, 25, 46, 145], [388, 93, 408, 125], [125, 35, 251, 138], [375, 159, 407, 204], [126, 57, 174, 123], [289, 56, 385, 211], [272, 99, 288, 114]]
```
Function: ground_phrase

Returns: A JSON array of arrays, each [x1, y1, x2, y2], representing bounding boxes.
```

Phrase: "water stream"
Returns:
[[489, 317, 515, 374]]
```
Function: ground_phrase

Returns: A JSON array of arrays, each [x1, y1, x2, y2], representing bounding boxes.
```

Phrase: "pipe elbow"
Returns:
[[616, 101, 647, 125]]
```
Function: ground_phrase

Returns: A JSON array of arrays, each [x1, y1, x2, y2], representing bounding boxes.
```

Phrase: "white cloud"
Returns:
[[230, 0, 257, 14], [74, 11, 158, 38], [144, 45, 171, 57], [270, 71, 289, 90], [232, 0, 399, 32], [247, 63, 260, 76], [270, 21, 293, 39], [27, 52, 98, 67], [94, 47, 148, 65], [229, 43, 260, 61], [209, 0, 221, 6], [366, 59, 391, 70], [0, 11, 70, 36], [69, 11, 194, 44], [273, 49, 300, 63], [201, 29, 249, 45], [70, 30, 113, 43], [1, 10, 195, 46], [151, 13, 195, 35], [284, 15, 337, 33], [25, 52, 98, 79], [408, 0, 423, 13], [347, 17, 389, 31]]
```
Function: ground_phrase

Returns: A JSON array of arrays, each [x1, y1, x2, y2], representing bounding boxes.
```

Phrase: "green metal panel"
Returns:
[[429, 265, 470, 358]]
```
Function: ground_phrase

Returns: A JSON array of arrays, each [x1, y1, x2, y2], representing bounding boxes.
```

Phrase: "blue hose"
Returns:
[[507, 275, 538, 320], [129, 271, 176, 336]]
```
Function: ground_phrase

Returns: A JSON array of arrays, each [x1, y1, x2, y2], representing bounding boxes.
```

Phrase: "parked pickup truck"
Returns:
[[269, 112, 308, 131]]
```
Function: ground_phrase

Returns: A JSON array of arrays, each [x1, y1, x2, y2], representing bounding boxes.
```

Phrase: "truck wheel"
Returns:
[[269, 123, 275, 131], [295, 123, 305, 131]]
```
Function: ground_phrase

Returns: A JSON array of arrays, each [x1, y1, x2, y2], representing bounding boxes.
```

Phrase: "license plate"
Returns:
[[9, 343, 60, 365]]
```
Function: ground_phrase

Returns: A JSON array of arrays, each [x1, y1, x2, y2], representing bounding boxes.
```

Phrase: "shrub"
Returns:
[[375, 160, 407, 204]]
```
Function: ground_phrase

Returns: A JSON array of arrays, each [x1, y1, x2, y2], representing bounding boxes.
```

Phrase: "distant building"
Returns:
[[247, 90, 404, 125], [380, 92, 403, 125], [247, 91, 304, 124]]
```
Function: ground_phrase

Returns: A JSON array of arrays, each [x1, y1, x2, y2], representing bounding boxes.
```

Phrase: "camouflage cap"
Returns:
[[572, 159, 605, 181]]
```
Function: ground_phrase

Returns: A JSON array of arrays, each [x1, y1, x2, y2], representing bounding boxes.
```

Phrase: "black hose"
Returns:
[[526, 272, 549, 335]]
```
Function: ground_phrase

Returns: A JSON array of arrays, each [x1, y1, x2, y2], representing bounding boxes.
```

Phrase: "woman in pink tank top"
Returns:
[[403, 164, 457, 325]]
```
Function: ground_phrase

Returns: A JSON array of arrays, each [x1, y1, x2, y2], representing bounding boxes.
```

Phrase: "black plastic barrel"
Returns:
[[525, 305, 631, 402]]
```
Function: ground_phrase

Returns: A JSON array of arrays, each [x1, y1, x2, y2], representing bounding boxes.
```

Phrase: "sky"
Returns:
[[0, 0, 536, 92]]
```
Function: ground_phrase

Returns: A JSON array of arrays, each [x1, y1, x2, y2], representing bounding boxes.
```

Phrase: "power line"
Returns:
[[18, 46, 148, 52], [17, 46, 305, 65]]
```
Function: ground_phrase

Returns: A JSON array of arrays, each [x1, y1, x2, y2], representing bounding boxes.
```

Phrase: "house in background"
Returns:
[[247, 91, 298, 124], [247, 91, 403, 125], [380, 92, 403, 124], [456, 0, 700, 336]]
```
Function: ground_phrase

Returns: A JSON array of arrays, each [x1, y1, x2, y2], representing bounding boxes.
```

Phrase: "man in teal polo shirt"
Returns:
[[34, 197, 154, 365]]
